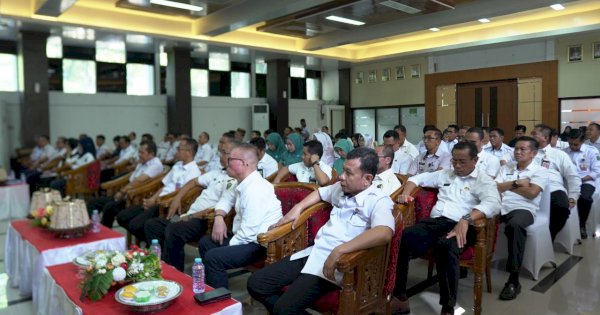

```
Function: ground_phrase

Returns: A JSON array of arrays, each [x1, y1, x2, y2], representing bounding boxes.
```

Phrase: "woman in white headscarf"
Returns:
[[312, 130, 335, 167], [363, 133, 375, 149]]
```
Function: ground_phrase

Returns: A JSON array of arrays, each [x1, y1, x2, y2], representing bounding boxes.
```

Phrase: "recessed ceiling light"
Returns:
[[325, 15, 365, 26], [550, 4, 565, 10], [478, 18, 491, 23], [150, 0, 203, 11], [429, 27, 441, 32]]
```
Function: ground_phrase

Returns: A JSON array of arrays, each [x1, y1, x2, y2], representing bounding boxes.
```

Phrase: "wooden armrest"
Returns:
[[335, 246, 384, 273], [100, 172, 131, 189], [257, 201, 329, 245]]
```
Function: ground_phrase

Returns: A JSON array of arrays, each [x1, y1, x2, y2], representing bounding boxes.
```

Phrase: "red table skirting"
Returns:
[[48, 262, 238, 315], [11, 220, 124, 252]]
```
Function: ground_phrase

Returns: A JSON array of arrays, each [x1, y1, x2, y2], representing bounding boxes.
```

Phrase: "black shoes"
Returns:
[[580, 227, 588, 239], [459, 267, 468, 279], [499, 282, 521, 300]]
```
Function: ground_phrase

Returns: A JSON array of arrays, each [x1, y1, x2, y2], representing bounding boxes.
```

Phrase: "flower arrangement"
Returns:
[[31, 205, 54, 228], [80, 245, 162, 301]]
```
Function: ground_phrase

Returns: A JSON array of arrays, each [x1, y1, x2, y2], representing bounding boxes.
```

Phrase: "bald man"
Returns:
[[198, 143, 283, 289]]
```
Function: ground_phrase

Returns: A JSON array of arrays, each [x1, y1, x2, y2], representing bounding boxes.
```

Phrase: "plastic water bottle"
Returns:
[[150, 239, 161, 259], [192, 258, 205, 294], [91, 210, 101, 233]]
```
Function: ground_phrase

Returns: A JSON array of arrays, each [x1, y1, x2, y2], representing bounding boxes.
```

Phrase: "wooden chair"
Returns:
[[265, 172, 277, 183], [158, 185, 204, 218], [61, 160, 101, 200], [112, 160, 132, 177], [41, 156, 63, 172], [414, 188, 500, 315], [124, 167, 170, 208], [329, 168, 338, 184], [390, 186, 420, 229], [100, 172, 131, 197], [395, 173, 408, 185]]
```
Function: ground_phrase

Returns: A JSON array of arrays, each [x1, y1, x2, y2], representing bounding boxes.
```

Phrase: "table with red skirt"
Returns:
[[38, 262, 243, 315]]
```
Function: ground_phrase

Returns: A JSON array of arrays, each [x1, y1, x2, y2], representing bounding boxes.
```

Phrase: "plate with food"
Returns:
[[72, 250, 108, 268], [115, 280, 182, 312]]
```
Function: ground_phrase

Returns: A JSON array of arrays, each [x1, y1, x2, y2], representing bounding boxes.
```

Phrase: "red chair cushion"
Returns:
[[383, 220, 404, 297], [414, 188, 438, 222], [306, 204, 332, 247], [275, 185, 313, 215], [87, 160, 101, 190]]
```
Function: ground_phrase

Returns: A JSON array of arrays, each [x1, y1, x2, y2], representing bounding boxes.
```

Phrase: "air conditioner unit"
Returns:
[[252, 104, 269, 133]]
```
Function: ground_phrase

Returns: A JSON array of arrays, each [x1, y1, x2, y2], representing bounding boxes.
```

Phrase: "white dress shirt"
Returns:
[[205, 150, 222, 173], [290, 182, 394, 285], [372, 168, 402, 196], [39, 144, 57, 161], [288, 161, 333, 184], [157, 141, 171, 160], [416, 140, 427, 154], [116, 145, 137, 164], [408, 146, 452, 175], [444, 139, 458, 153], [194, 143, 213, 164], [585, 137, 600, 152], [564, 144, 600, 187], [64, 151, 80, 166], [392, 149, 413, 175], [187, 170, 237, 215], [533, 144, 581, 200], [485, 143, 514, 164], [228, 171, 282, 246], [399, 141, 419, 159], [476, 151, 501, 178], [71, 152, 95, 169], [164, 141, 179, 162], [160, 161, 201, 197], [257, 153, 279, 178], [30, 146, 43, 162], [495, 162, 547, 216], [55, 147, 68, 159], [129, 157, 163, 182], [554, 140, 569, 150], [408, 168, 501, 221], [482, 142, 492, 150], [95, 144, 110, 159]]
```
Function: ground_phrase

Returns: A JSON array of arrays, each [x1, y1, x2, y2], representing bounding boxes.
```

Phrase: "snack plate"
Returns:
[[115, 280, 183, 313], [72, 250, 109, 268]]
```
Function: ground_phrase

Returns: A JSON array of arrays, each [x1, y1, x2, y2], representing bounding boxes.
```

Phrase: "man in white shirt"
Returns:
[[373, 145, 402, 195], [157, 133, 175, 161], [551, 128, 569, 150], [273, 140, 333, 186], [91, 140, 164, 227], [144, 140, 238, 271], [585, 123, 600, 151], [199, 143, 282, 289], [117, 138, 200, 242], [495, 137, 546, 300], [391, 142, 501, 315], [53, 137, 68, 160], [465, 127, 501, 179], [394, 125, 419, 159], [28, 135, 57, 171], [383, 130, 413, 175], [95, 135, 111, 160], [248, 147, 395, 314], [128, 131, 139, 150], [482, 127, 492, 150], [408, 127, 452, 176], [485, 128, 514, 166], [415, 124, 440, 154], [250, 137, 279, 179], [205, 131, 236, 173], [195, 131, 213, 168], [443, 124, 460, 153], [564, 129, 600, 239], [114, 136, 137, 165], [531, 124, 581, 241]]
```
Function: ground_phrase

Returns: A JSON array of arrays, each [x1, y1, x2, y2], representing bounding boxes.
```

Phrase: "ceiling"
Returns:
[[1, 0, 600, 67]]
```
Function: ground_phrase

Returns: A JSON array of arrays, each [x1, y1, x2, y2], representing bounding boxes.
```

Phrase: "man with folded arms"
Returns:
[[392, 142, 500, 315], [248, 147, 394, 314], [273, 140, 332, 186], [199, 143, 282, 289], [495, 136, 546, 300], [144, 140, 237, 271]]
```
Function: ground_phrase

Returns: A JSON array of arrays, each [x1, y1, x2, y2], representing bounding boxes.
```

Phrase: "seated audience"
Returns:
[[129, 131, 139, 150], [157, 133, 175, 161], [250, 130, 261, 141], [235, 128, 246, 142], [443, 124, 460, 152], [250, 137, 279, 179], [266, 132, 287, 164], [332, 138, 353, 176], [394, 125, 419, 159], [95, 135, 111, 160], [49, 137, 97, 196], [464, 127, 501, 179], [551, 128, 569, 149], [408, 126, 451, 175], [205, 131, 235, 172], [383, 130, 412, 175], [274, 140, 332, 186], [373, 145, 402, 195], [281, 133, 304, 166], [248, 147, 394, 314], [585, 123, 600, 151], [312, 131, 336, 167], [508, 125, 527, 147], [195, 131, 213, 168], [485, 128, 514, 165]]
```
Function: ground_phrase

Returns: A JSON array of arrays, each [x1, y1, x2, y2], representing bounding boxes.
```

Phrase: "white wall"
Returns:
[[289, 99, 325, 133], [0, 92, 21, 168], [191, 97, 264, 140], [321, 70, 339, 103]]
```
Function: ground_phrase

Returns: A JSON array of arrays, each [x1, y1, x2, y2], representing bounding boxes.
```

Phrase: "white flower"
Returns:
[[95, 258, 108, 269], [128, 261, 144, 274], [144, 272, 149, 277], [112, 267, 126, 281], [98, 269, 106, 274], [133, 252, 138, 256], [111, 254, 126, 266], [139, 252, 145, 257]]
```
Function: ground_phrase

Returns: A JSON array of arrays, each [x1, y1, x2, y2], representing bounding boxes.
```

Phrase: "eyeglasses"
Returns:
[[377, 155, 389, 158], [422, 137, 439, 141], [513, 147, 531, 152], [227, 157, 245, 166]]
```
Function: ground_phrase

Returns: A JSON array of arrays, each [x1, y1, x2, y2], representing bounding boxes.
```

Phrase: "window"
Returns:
[[290, 77, 306, 99], [255, 61, 267, 74], [209, 71, 231, 96], [46, 36, 62, 58], [306, 78, 320, 100], [231, 72, 250, 98], [0, 53, 18, 92], [190, 69, 208, 97], [95, 40, 126, 63], [63, 59, 96, 94], [97, 62, 126, 93], [290, 65, 305, 78], [256, 74, 267, 98], [208, 52, 230, 71], [127, 64, 154, 95], [48, 59, 62, 91]]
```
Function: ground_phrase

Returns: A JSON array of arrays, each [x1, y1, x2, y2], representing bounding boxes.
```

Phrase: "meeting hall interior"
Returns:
[[1, 0, 600, 314]]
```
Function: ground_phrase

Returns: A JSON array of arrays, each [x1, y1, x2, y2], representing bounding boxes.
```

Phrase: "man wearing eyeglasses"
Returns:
[[198, 143, 282, 289], [408, 126, 451, 176], [391, 142, 500, 315], [443, 124, 460, 152], [383, 130, 413, 175]]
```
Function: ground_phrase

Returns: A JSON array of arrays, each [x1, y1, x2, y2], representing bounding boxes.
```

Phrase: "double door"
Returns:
[[456, 80, 518, 139]]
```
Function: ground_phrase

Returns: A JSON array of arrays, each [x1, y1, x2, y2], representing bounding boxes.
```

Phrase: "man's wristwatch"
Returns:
[[512, 180, 519, 189], [312, 160, 320, 167], [461, 213, 474, 225]]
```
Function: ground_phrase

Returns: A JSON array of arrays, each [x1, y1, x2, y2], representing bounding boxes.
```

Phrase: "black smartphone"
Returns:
[[194, 287, 231, 305]]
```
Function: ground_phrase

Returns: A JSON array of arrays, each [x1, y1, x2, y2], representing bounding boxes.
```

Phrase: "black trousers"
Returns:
[[578, 183, 595, 229], [549, 190, 571, 241], [49, 178, 66, 197], [198, 235, 266, 289], [501, 210, 534, 274], [89, 196, 126, 227], [116, 205, 159, 243], [394, 217, 475, 308], [247, 256, 339, 315], [144, 217, 208, 271]]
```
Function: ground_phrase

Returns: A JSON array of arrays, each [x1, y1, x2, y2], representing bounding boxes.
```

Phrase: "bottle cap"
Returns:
[[93, 209, 98, 214], [195, 258, 202, 263], [151, 239, 158, 244]]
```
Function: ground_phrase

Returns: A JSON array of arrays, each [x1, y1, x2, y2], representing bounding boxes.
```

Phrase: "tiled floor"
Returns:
[[0, 218, 599, 315]]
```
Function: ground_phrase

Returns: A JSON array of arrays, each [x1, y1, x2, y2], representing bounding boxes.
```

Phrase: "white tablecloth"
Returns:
[[38, 268, 243, 315], [4, 222, 126, 309], [0, 183, 29, 220]]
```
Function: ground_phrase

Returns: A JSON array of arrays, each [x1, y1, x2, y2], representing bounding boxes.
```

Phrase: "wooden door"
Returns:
[[456, 80, 518, 139]]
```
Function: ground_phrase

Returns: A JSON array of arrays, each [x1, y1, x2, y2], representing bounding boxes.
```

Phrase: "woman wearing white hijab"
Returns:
[[363, 133, 375, 149], [312, 130, 335, 167]]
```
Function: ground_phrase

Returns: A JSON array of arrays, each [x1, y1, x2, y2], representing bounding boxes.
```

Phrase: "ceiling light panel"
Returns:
[[478, 18, 491, 23], [149, 0, 204, 11], [550, 4, 565, 10], [325, 15, 365, 26], [429, 27, 441, 32], [379, 0, 421, 14]]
